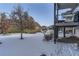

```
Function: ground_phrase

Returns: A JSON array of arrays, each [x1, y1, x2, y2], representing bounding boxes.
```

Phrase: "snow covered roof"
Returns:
[[61, 10, 73, 15], [59, 4, 79, 15]]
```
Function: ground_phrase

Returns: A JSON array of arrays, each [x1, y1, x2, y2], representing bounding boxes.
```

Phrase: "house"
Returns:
[[58, 10, 76, 37], [54, 3, 79, 43], [57, 10, 79, 38]]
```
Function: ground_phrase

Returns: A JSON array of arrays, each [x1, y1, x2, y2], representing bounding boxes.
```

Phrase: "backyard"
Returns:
[[0, 33, 79, 56]]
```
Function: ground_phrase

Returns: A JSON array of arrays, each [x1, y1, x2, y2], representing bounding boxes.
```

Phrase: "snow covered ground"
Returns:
[[0, 33, 79, 56]]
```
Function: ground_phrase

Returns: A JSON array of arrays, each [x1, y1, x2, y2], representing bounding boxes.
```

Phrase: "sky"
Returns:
[[0, 3, 54, 26]]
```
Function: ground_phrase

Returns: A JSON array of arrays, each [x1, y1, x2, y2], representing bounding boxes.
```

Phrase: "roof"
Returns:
[[55, 22, 79, 27], [57, 3, 79, 10], [62, 10, 73, 15]]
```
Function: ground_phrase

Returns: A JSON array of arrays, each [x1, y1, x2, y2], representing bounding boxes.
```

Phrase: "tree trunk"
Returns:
[[20, 17, 24, 39]]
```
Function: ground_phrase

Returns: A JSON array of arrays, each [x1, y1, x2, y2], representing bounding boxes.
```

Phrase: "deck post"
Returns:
[[54, 3, 58, 44], [56, 3, 58, 39], [54, 3, 56, 44]]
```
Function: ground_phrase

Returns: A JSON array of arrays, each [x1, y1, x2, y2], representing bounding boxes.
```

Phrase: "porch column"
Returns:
[[54, 3, 56, 44]]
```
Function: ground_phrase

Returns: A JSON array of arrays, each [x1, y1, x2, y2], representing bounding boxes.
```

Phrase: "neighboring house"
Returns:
[[59, 11, 75, 37], [48, 25, 54, 30], [57, 10, 79, 38]]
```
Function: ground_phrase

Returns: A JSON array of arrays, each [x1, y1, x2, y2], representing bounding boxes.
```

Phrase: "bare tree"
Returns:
[[0, 12, 6, 44], [22, 11, 28, 29], [23, 11, 28, 20], [1, 12, 6, 34], [10, 10, 17, 21], [14, 5, 24, 39], [27, 16, 36, 30]]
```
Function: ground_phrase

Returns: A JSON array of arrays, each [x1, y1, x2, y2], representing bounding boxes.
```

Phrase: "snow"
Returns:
[[0, 33, 79, 56]]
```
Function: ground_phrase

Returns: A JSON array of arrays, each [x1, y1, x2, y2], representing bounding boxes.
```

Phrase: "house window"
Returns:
[[65, 30, 73, 34]]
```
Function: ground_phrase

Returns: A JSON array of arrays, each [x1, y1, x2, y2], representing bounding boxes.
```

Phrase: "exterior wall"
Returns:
[[58, 27, 75, 38], [75, 28, 79, 37], [58, 27, 79, 38], [65, 27, 74, 37], [58, 28, 64, 38]]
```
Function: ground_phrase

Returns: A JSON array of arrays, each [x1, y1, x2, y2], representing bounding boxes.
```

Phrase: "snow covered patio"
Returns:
[[0, 33, 79, 56]]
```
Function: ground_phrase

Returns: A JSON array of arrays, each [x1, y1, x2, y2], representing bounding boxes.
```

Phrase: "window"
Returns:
[[65, 30, 73, 34]]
